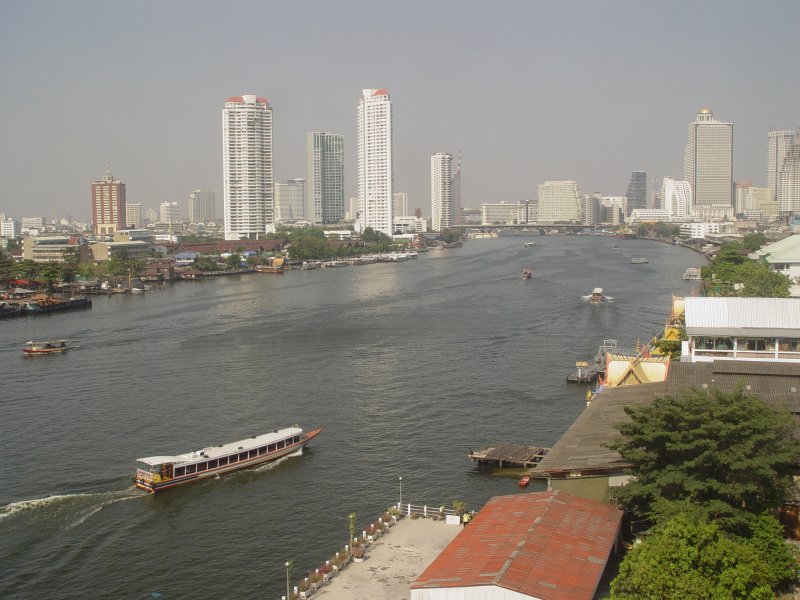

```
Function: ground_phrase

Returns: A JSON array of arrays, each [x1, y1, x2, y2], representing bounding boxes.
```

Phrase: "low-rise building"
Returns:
[[22, 235, 91, 263], [89, 240, 151, 262], [680, 222, 721, 238], [754, 234, 800, 296]]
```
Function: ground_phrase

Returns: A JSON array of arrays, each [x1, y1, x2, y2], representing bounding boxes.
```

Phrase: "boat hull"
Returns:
[[134, 428, 322, 493]]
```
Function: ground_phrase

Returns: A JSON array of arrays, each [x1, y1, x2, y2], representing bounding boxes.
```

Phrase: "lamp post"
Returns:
[[285, 560, 291, 600], [399, 476, 403, 509]]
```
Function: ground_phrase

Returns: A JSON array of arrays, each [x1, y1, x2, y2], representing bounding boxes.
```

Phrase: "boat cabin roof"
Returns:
[[592, 288, 604, 294], [137, 426, 302, 467]]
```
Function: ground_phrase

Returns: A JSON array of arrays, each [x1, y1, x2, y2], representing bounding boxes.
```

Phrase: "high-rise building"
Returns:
[[452, 153, 462, 225], [683, 108, 733, 216], [735, 181, 773, 216], [347, 197, 359, 221], [306, 132, 344, 225], [778, 142, 800, 217], [625, 171, 647, 215], [126, 203, 142, 228], [222, 95, 273, 240], [92, 168, 126, 235], [661, 177, 692, 219], [392, 192, 408, 218], [357, 89, 393, 236], [188, 190, 216, 223], [275, 179, 305, 222], [767, 130, 796, 204], [159, 201, 181, 223], [537, 181, 580, 222], [431, 153, 453, 232]]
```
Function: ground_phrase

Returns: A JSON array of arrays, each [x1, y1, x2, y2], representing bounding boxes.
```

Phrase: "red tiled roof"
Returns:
[[372, 88, 389, 96], [226, 96, 244, 103], [412, 491, 622, 600]]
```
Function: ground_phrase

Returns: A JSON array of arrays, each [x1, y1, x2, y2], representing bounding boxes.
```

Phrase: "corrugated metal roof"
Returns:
[[756, 234, 800, 262], [411, 491, 622, 600], [685, 297, 800, 331]]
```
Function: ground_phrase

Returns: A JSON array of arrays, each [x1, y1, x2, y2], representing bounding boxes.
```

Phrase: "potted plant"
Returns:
[[298, 578, 311, 599], [388, 506, 402, 522], [351, 542, 366, 562]]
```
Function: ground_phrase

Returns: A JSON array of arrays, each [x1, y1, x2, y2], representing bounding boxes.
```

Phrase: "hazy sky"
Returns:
[[1, 0, 798, 221]]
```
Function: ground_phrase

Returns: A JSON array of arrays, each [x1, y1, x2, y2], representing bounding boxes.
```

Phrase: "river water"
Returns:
[[0, 235, 700, 599]]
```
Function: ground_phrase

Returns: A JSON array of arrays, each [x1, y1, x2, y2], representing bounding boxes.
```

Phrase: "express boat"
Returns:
[[134, 426, 322, 493], [22, 340, 68, 355]]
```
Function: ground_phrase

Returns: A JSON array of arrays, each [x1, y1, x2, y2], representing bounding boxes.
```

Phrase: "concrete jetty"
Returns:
[[313, 517, 462, 599]]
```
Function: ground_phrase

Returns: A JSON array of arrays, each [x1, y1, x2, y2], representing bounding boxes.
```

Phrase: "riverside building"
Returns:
[[431, 153, 453, 232], [683, 108, 733, 219], [222, 95, 274, 240], [625, 171, 647, 215], [92, 168, 126, 236], [275, 179, 305, 223], [356, 89, 393, 236], [661, 177, 692, 219], [307, 132, 344, 225], [538, 181, 580, 222]]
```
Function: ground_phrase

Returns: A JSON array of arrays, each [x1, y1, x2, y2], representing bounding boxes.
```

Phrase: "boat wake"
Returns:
[[252, 449, 302, 473], [581, 295, 614, 303], [0, 488, 141, 528]]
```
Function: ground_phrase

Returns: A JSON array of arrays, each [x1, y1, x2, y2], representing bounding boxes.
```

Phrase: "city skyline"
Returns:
[[1, 1, 798, 220]]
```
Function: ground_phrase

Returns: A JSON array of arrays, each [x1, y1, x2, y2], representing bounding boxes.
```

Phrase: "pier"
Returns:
[[468, 443, 549, 468]]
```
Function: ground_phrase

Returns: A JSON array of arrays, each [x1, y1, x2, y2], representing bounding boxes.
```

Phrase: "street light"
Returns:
[[285, 560, 291, 600], [399, 476, 403, 509]]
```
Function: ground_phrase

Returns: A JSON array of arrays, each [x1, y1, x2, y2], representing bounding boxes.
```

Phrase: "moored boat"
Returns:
[[134, 426, 322, 493], [22, 340, 68, 355]]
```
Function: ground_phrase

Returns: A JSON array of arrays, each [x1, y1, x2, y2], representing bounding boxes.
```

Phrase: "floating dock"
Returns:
[[468, 443, 549, 469]]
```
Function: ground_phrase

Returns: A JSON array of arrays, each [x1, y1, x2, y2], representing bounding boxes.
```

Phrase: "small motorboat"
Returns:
[[589, 288, 606, 303], [523, 241, 536, 247], [22, 340, 68, 355], [522, 268, 532, 280], [518, 476, 531, 488]]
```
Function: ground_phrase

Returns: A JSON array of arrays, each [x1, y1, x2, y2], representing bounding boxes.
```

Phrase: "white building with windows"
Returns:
[[393, 192, 408, 218], [679, 222, 720, 238], [431, 153, 453, 232], [274, 179, 305, 223], [357, 89, 393, 236], [393, 216, 427, 234], [1, 218, 18, 238], [307, 132, 344, 225], [767, 130, 797, 204], [778, 143, 800, 217], [538, 181, 580, 222], [661, 177, 692, 219], [159, 201, 181, 224], [126, 203, 142, 228], [683, 108, 733, 217], [628, 209, 671, 224], [222, 95, 274, 240], [682, 297, 800, 363]]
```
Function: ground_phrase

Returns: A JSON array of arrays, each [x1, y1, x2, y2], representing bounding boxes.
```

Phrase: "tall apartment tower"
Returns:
[[767, 130, 796, 203], [452, 152, 462, 225], [538, 181, 580, 222], [275, 179, 305, 222], [392, 192, 408, 218], [625, 171, 647, 215], [92, 167, 126, 235], [661, 177, 693, 219], [222, 95, 273, 240], [306, 132, 344, 225], [431, 153, 453, 232], [188, 190, 216, 223], [683, 108, 733, 216], [357, 89, 393, 236], [778, 142, 800, 216], [126, 203, 142, 229]]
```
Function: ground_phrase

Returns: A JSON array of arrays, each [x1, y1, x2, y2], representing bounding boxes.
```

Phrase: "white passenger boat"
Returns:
[[589, 288, 606, 303], [134, 426, 322, 493]]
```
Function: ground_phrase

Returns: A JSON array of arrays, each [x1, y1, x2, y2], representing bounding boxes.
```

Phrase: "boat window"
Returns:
[[258, 446, 266, 455], [268, 443, 276, 452], [277, 440, 285, 449], [248, 450, 255, 459], [208, 459, 218, 469], [294, 436, 301, 444], [197, 462, 207, 472], [175, 467, 186, 477], [238, 452, 248, 462], [219, 456, 229, 466], [186, 464, 196, 474]]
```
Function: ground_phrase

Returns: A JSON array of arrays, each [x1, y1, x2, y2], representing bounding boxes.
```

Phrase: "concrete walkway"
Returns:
[[312, 517, 462, 600]]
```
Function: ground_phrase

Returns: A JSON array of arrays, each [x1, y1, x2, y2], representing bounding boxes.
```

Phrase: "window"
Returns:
[[268, 443, 276, 453], [197, 462, 208, 472], [778, 338, 799, 352]]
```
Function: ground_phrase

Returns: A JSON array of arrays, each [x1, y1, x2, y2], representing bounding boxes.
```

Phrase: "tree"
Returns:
[[742, 232, 767, 252], [225, 253, 242, 268], [610, 514, 775, 599], [39, 262, 63, 291], [608, 386, 799, 532]]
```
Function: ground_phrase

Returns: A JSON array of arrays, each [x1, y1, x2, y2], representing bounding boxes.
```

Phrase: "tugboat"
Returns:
[[22, 340, 69, 355], [521, 268, 532, 280]]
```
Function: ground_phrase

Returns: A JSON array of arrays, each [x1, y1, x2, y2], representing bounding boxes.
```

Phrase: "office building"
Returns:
[[599, 196, 628, 224], [307, 132, 344, 225], [625, 171, 647, 215], [735, 181, 773, 215], [452, 153, 462, 225], [347, 197, 359, 221], [92, 168, 126, 236], [778, 143, 800, 217], [1, 218, 18, 238], [188, 190, 216, 223], [767, 130, 797, 204], [683, 108, 733, 217], [431, 153, 453, 232], [222, 95, 273, 240], [661, 177, 692, 219], [393, 192, 408, 218], [537, 181, 580, 222], [126, 203, 142, 229], [275, 179, 306, 222], [357, 89, 393, 236], [159, 201, 181, 223]]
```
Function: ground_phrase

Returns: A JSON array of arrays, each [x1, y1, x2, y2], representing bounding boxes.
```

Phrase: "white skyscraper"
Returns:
[[778, 143, 800, 216], [431, 153, 453, 232], [451, 153, 462, 225], [126, 203, 142, 229], [159, 201, 181, 223], [357, 89, 393, 236], [537, 181, 580, 222], [188, 190, 216, 223], [392, 192, 408, 218], [275, 179, 305, 222], [307, 132, 344, 225], [661, 177, 692, 219], [222, 95, 273, 240], [767, 130, 796, 204], [683, 108, 733, 216]]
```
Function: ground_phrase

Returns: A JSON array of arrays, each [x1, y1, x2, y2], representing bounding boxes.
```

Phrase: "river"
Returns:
[[0, 234, 700, 599]]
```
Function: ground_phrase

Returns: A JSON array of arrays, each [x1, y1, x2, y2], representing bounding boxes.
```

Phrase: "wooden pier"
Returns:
[[468, 443, 549, 469]]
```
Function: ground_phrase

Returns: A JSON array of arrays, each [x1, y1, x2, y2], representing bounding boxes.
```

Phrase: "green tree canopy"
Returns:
[[610, 514, 778, 600], [609, 386, 799, 531]]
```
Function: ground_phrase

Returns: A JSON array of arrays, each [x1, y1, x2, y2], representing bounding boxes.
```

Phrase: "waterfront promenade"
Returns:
[[313, 518, 462, 600]]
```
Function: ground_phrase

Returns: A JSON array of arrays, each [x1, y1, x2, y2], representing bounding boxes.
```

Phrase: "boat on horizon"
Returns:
[[22, 340, 68, 355], [134, 426, 322, 493]]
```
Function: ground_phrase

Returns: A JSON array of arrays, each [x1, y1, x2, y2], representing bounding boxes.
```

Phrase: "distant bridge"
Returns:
[[451, 223, 606, 235]]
